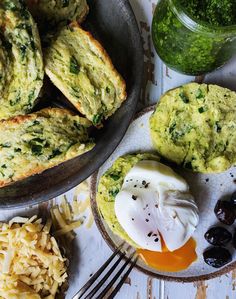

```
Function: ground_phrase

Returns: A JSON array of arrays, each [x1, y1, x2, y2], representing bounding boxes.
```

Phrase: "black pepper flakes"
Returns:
[[154, 238, 159, 242], [142, 180, 147, 186], [147, 232, 152, 237], [132, 195, 137, 200], [132, 218, 134, 221], [134, 185, 137, 188], [148, 213, 151, 216], [205, 178, 209, 182], [145, 219, 149, 222]]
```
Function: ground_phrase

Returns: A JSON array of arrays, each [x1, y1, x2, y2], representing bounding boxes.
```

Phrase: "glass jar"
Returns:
[[152, 0, 236, 75]]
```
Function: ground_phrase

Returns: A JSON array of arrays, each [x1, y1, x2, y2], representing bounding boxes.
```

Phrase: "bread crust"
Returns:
[[0, 108, 75, 125]]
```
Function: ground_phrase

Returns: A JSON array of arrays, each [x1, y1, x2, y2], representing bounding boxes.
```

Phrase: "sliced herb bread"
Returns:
[[45, 22, 127, 126], [150, 83, 236, 173], [26, 0, 89, 33], [0, 0, 44, 120], [0, 108, 95, 187]]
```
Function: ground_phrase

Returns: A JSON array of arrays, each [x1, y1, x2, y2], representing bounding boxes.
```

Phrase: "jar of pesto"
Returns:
[[152, 0, 236, 75]]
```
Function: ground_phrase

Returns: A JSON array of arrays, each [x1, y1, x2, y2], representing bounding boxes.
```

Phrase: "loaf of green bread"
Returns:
[[0, 0, 44, 120], [0, 108, 95, 187], [45, 22, 127, 126]]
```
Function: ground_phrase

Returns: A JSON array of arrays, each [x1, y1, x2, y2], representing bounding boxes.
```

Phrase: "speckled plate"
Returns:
[[90, 106, 236, 282]]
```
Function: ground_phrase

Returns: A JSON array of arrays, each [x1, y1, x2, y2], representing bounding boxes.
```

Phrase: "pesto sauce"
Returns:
[[179, 0, 236, 27], [152, 0, 236, 75]]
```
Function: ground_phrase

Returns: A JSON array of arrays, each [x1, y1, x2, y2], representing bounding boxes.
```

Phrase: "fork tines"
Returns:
[[72, 243, 138, 299]]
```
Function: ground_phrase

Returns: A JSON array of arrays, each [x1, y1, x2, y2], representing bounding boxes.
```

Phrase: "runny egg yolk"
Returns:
[[137, 238, 197, 272]]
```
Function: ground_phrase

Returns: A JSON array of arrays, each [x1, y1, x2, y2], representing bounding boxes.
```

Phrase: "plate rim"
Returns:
[[90, 105, 236, 283]]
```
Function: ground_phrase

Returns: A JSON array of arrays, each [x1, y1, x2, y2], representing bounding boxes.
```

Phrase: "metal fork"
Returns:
[[72, 243, 138, 299]]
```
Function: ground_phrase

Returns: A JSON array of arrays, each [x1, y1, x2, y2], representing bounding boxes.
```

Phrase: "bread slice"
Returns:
[[96, 153, 161, 248], [0, 108, 94, 187], [45, 22, 127, 126], [150, 83, 236, 173], [0, 0, 44, 120], [26, 0, 89, 33]]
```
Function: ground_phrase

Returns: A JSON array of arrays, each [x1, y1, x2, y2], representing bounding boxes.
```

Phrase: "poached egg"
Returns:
[[114, 160, 199, 252]]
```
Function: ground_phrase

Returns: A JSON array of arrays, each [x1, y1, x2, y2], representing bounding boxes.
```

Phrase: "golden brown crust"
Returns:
[[0, 114, 35, 125], [0, 107, 75, 126], [76, 4, 89, 23], [0, 164, 60, 188]]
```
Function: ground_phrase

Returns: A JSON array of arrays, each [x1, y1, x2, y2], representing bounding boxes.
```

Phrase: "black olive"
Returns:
[[230, 191, 236, 206], [204, 227, 232, 246], [214, 200, 235, 225], [233, 229, 236, 249], [203, 247, 232, 268]]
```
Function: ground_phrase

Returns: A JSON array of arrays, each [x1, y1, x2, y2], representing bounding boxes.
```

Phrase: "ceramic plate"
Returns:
[[0, 0, 143, 209], [90, 106, 236, 282]]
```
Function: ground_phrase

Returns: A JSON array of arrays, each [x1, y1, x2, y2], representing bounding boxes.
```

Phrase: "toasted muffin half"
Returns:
[[45, 23, 127, 126], [0, 0, 44, 120], [150, 83, 236, 173], [96, 153, 160, 247], [0, 108, 95, 187]]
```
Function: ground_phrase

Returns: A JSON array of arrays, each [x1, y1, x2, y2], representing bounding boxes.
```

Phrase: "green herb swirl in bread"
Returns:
[[0, 0, 44, 120]]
